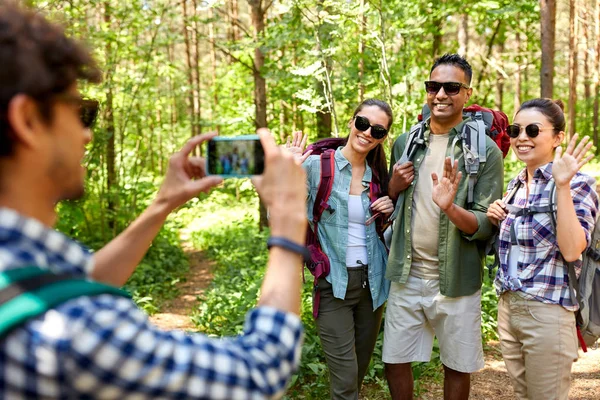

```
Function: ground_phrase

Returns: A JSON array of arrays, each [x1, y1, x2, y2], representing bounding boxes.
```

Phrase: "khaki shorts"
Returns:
[[382, 276, 484, 373]]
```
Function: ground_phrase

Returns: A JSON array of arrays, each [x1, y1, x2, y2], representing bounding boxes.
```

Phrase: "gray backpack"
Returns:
[[504, 179, 600, 349]]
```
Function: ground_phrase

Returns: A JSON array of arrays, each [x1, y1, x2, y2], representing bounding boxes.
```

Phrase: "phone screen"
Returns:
[[206, 135, 265, 177]]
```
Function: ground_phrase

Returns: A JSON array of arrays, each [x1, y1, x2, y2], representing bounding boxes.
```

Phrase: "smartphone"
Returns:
[[206, 135, 265, 178]]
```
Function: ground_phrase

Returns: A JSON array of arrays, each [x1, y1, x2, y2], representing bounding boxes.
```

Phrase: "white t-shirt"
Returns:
[[346, 195, 368, 267]]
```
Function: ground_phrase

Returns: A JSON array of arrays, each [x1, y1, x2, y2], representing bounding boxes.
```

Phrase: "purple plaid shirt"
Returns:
[[495, 163, 599, 310]]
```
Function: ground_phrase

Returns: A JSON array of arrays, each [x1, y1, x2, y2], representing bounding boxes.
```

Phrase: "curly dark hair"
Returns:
[[0, 4, 102, 157]]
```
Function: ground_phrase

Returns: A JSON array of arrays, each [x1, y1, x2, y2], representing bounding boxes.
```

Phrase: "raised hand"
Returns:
[[431, 157, 463, 212], [284, 131, 312, 163], [486, 199, 508, 227], [155, 132, 223, 212], [253, 128, 308, 244], [552, 134, 594, 188]]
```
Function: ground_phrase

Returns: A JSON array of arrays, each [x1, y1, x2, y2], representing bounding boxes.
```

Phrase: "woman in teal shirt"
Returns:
[[290, 99, 393, 399]]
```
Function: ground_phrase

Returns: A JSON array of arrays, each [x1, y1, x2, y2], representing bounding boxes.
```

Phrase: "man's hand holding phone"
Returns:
[[154, 132, 224, 214]]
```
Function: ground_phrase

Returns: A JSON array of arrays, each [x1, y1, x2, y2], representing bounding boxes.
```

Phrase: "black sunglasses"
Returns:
[[80, 99, 100, 128], [53, 94, 99, 128], [424, 81, 470, 96], [506, 124, 554, 138], [354, 115, 388, 139]]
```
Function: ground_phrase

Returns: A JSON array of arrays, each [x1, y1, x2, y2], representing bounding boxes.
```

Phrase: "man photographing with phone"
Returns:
[[0, 4, 307, 398]]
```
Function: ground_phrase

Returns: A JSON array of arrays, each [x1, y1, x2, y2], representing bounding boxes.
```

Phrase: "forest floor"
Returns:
[[149, 231, 215, 331], [149, 233, 600, 399]]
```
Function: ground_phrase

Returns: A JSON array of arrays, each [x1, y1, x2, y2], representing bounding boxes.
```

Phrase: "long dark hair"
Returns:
[[348, 98, 392, 195]]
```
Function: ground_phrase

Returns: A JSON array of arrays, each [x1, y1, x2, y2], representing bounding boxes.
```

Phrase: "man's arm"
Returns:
[[67, 129, 307, 398], [253, 128, 307, 315], [91, 133, 223, 286]]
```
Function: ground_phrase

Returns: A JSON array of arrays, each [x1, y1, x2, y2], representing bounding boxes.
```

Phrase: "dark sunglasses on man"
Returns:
[[506, 124, 554, 139], [52, 94, 100, 128], [354, 115, 388, 139], [424, 81, 470, 96]]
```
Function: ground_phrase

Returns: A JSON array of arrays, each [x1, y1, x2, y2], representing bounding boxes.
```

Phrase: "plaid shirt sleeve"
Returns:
[[43, 296, 303, 399], [571, 173, 599, 248]]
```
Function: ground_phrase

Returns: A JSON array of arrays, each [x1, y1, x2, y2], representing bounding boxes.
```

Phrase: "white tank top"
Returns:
[[346, 195, 368, 267]]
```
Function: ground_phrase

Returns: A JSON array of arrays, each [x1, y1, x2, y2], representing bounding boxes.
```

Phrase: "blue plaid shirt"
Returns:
[[0, 207, 303, 399], [495, 164, 599, 310], [303, 148, 390, 310]]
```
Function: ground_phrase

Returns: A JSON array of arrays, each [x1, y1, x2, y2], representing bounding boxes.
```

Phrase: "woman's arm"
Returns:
[[553, 134, 595, 261]]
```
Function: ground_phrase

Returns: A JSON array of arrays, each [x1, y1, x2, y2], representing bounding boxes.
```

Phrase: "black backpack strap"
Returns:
[[399, 122, 426, 164], [487, 181, 522, 278], [0, 266, 130, 338]]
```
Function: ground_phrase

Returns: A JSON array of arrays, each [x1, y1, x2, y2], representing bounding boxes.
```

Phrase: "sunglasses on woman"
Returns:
[[506, 124, 554, 139], [424, 81, 470, 96], [354, 115, 388, 139]]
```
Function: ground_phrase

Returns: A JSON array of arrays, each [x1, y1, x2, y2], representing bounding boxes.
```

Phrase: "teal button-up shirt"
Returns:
[[386, 119, 504, 297], [303, 148, 390, 310]]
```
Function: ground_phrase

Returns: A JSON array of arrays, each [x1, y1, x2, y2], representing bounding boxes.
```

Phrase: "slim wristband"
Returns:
[[267, 236, 311, 263]]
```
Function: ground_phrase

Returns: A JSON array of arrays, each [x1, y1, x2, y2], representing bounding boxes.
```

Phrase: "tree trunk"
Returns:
[[248, 0, 269, 229], [495, 41, 504, 110], [231, 0, 241, 41], [314, 0, 335, 138], [568, 0, 578, 139], [594, 0, 600, 152], [208, 6, 219, 133], [458, 13, 468, 56], [182, 0, 197, 138], [583, 7, 591, 137], [192, 0, 202, 142], [514, 31, 522, 111], [540, 0, 556, 98], [104, 1, 117, 232], [358, 0, 366, 103]]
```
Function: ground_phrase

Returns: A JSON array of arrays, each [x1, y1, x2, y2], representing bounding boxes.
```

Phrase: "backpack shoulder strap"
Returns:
[[460, 113, 489, 205], [399, 122, 426, 164], [0, 266, 130, 338], [313, 150, 336, 223]]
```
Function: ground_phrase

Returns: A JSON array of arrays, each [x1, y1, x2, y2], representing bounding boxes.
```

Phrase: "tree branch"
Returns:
[[212, 5, 252, 38], [213, 41, 256, 72]]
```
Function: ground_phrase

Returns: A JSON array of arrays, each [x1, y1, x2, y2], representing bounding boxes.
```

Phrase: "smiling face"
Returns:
[[427, 64, 472, 128], [346, 105, 390, 157], [511, 108, 564, 170]]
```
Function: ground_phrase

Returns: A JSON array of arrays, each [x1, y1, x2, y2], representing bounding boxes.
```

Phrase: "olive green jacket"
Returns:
[[386, 119, 504, 297]]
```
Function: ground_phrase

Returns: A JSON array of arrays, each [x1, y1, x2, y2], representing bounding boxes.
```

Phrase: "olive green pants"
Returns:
[[315, 268, 384, 400]]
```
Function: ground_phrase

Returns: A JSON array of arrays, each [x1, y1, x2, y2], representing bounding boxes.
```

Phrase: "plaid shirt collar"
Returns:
[[0, 207, 93, 275], [510, 162, 554, 191]]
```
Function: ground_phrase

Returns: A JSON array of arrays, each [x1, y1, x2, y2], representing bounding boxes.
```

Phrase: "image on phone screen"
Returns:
[[206, 135, 265, 177]]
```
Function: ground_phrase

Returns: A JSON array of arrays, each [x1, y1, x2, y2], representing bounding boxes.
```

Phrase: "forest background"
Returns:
[[25, 0, 600, 398]]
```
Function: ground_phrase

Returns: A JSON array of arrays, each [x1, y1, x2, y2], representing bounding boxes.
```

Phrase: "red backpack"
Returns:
[[304, 138, 384, 318]]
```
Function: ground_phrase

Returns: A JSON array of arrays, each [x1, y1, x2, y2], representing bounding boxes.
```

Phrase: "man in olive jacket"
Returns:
[[382, 54, 504, 400]]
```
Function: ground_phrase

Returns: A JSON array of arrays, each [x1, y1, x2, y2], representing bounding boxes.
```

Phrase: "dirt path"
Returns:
[[418, 341, 600, 399], [149, 232, 214, 331]]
